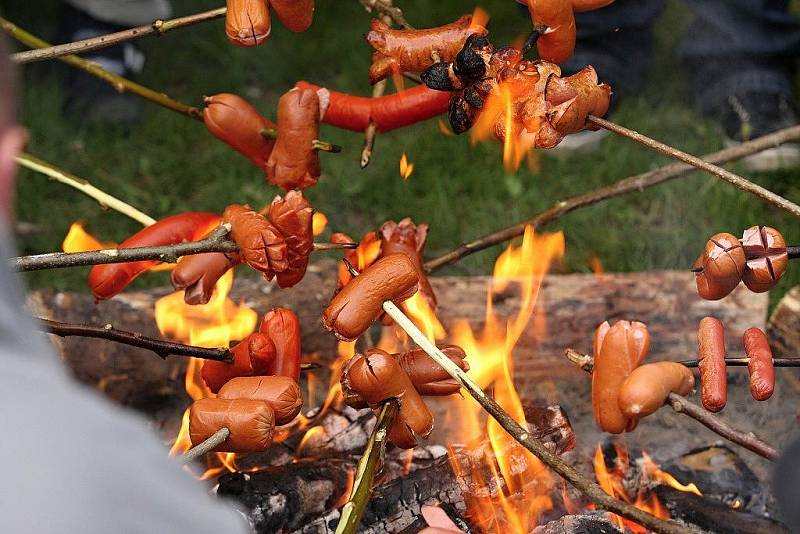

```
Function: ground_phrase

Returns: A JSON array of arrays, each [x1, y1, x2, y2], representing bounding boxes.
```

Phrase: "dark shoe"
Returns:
[[58, 5, 145, 123], [717, 92, 800, 172]]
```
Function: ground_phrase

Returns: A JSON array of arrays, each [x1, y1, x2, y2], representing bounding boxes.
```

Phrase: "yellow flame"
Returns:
[[312, 212, 328, 236], [470, 6, 490, 30], [399, 153, 414, 180], [641, 452, 702, 496], [62, 222, 112, 252]]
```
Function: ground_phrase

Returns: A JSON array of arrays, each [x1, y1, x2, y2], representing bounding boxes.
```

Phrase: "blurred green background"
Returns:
[[3, 0, 800, 307]]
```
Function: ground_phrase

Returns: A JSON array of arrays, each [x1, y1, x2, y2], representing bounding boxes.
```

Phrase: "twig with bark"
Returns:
[[1, 18, 203, 120], [37, 317, 233, 362], [586, 115, 800, 218], [11, 224, 357, 272], [424, 124, 800, 272], [564, 349, 779, 461], [335, 399, 399, 534], [18, 153, 156, 227], [341, 261, 689, 534], [358, 0, 413, 29], [183, 427, 230, 463], [10, 7, 227, 64]]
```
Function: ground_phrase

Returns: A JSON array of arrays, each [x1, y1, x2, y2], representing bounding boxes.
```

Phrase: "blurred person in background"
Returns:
[[0, 34, 249, 533], [59, 0, 172, 121], [556, 0, 800, 171]]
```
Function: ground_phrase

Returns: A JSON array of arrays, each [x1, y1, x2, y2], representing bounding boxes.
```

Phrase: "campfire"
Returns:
[[7, 0, 800, 533]]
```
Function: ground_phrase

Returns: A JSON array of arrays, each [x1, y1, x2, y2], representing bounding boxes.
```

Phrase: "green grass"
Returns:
[[4, 0, 800, 307]]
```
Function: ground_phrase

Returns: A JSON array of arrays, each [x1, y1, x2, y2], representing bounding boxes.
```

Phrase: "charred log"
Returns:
[[532, 512, 624, 534]]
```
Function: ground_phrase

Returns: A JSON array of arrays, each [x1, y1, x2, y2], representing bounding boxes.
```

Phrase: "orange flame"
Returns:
[[62, 222, 113, 252], [400, 153, 414, 180], [313, 212, 328, 236], [159, 271, 257, 478], [641, 452, 702, 496], [470, 6, 490, 31], [438, 119, 454, 136], [445, 226, 564, 532]]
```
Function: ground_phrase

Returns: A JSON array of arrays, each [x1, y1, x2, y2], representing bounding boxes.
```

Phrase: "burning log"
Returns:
[[532, 513, 624, 534]]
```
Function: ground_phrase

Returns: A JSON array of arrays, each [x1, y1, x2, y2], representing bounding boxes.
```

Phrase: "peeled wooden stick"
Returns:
[[182, 427, 230, 463], [339, 261, 689, 534], [565, 349, 778, 461], [10, 7, 227, 64], [18, 153, 156, 227], [335, 399, 399, 534]]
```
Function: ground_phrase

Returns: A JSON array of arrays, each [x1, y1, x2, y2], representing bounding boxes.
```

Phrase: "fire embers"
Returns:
[[225, 0, 315, 47], [266, 87, 321, 191], [591, 320, 694, 434], [366, 14, 487, 84], [341, 346, 468, 448], [696, 318, 775, 411], [421, 35, 611, 148], [694, 226, 788, 300]]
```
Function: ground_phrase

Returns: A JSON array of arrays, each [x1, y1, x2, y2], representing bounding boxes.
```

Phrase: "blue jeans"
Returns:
[[563, 0, 800, 113]]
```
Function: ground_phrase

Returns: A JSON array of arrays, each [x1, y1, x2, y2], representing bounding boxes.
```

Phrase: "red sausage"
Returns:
[[743, 327, 775, 401], [270, 0, 315, 32], [697, 317, 727, 412], [295, 81, 451, 133], [203, 93, 276, 169], [259, 308, 302, 382], [88, 212, 220, 300]]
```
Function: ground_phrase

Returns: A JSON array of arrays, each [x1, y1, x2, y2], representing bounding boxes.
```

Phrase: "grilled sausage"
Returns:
[[332, 231, 381, 290], [270, 0, 314, 32], [88, 212, 219, 300], [171, 252, 240, 305], [189, 398, 274, 452], [343, 349, 433, 449], [380, 218, 437, 311], [570, 0, 614, 11], [702, 232, 746, 287], [268, 191, 314, 288], [697, 317, 727, 412], [218, 375, 303, 424], [223, 204, 288, 277], [527, 0, 576, 64], [201, 332, 276, 393], [265, 88, 321, 191], [618, 362, 695, 418], [741, 226, 788, 293], [225, 0, 271, 47], [366, 15, 487, 84], [259, 308, 302, 382], [693, 255, 740, 301], [591, 320, 650, 433], [545, 66, 611, 134], [203, 93, 276, 168], [743, 327, 774, 401], [322, 254, 419, 341]]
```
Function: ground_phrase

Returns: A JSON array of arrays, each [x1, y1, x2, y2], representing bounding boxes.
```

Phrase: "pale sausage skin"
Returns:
[[698, 317, 727, 412], [225, 0, 271, 47], [322, 254, 419, 342], [189, 398, 274, 453], [591, 320, 650, 434], [618, 362, 695, 418], [218, 375, 303, 425], [743, 327, 775, 401], [343, 350, 433, 449]]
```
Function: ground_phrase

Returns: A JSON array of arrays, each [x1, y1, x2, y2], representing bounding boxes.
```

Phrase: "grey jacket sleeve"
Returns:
[[0, 230, 250, 534]]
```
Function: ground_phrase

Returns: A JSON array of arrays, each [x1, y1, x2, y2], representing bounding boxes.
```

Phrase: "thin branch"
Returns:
[[259, 128, 341, 154], [587, 115, 800, 219], [37, 317, 233, 361], [10, 7, 227, 64], [11, 224, 357, 272], [565, 349, 779, 461], [335, 398, 399, 534], [678, 357, 800, 368], [424, 124, 800, 273], [183, 427, 230, 463], [358, 0, 413, 29], [1, 18, 203, 120], [18, 153, 156, 227]]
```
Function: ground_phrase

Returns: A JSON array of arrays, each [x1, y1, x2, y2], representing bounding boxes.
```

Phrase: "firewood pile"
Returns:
[[6, 0, 800, 532]]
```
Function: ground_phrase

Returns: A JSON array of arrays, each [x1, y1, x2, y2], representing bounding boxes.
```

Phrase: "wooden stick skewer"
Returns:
[[341, 260, 689, 534], [565, 349, 779, 461], [678, 357, 800, 368], [183, 427, 230, 463]]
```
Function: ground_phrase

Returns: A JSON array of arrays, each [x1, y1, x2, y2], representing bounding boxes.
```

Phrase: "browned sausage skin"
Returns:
[[265, 88, 321, 191], [217, 375, 303, 425], [591, 320, 650, 434], [189, 398, 274, 452], [201, 332, 275, 393], [741, 226, 788, 293], [225, 0, 271, 47], [618, 362, 694, 418], [171, 252, 240, 305], [697, 317, 727, 412], [379, 218, 437, 311], [322, 254, 419, 342], [743, 327, 775, 401], [223, 204, 288, 278]]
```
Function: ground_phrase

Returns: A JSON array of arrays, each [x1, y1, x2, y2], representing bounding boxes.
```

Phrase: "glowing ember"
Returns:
[[312, 211, 328, 236], [62, 222, 113, 252], [399, 153, 414, 180]]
